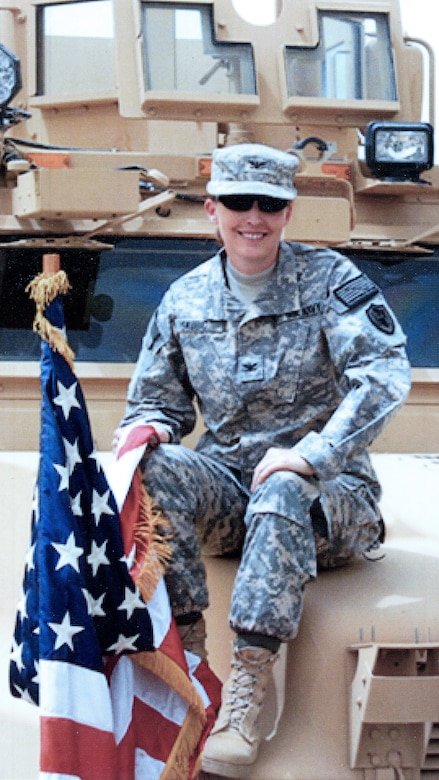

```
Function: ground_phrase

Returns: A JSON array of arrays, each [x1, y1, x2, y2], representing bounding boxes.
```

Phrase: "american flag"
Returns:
[[9, 274, 220, 780]]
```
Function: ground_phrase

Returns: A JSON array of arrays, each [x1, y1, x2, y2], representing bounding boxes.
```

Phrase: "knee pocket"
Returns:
[[318, 478, 382, 567], [249, 470, 318, 526]]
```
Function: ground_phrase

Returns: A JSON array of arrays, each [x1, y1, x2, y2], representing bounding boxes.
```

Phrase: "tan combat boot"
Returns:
[[202, 642, 278, 778], [177, 616, 208, 661]]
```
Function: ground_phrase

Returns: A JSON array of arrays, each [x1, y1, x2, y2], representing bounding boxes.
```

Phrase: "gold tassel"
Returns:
[[133, 476, 173, 603], [130, 485, 204, 778], [26, 270, 75, 369], [134, 649, 206, 780], [159, 707, 205, 780]]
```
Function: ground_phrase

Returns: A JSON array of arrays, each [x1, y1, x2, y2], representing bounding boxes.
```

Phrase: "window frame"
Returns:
[[281, 6, 400, 120], [30, 0, 117, 109], [113, 0, 259, 121]]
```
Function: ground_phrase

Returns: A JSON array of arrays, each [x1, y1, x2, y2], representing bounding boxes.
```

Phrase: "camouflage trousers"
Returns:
[[139, 444, 382, 641]]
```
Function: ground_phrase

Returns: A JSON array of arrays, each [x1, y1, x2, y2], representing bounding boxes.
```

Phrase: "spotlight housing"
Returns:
[[0, 43, 22, 109], [365, 121, 434, 183]]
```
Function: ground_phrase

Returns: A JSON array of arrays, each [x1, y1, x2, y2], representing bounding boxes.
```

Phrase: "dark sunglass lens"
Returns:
[[218, 195, 289, 212], [257, 197, 289, 212], [219, 195, 254, 211]]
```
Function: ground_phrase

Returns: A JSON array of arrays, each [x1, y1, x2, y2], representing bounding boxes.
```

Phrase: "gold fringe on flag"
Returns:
[[134, 648, 206, 780], [130, 477, 204, 780], [26, 269, 75, 370], [159, 702, 205, 780], [132, 471, 173, 603]]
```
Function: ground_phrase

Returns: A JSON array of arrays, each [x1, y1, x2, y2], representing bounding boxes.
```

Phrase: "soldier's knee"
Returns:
[[139, 444, 199, 505], [141, 443, 193, 478], [251, 469, 317, 516]]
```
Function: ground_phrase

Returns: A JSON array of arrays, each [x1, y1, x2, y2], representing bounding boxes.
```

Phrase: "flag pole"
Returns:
[[42, 252, 60, 274], [26, 251, 75, 368]]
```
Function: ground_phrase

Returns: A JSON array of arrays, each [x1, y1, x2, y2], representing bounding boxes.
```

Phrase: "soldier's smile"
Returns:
[[239, 231, 267, 240], [205, 197, 293, 274]]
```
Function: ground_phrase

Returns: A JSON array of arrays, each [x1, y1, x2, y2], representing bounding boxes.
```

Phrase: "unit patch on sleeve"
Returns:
[[366, 304, 395, 334], [334, 274, 379, 310]]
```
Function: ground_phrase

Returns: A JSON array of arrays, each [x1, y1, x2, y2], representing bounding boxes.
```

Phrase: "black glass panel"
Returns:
[[0, 239, 438, 367]]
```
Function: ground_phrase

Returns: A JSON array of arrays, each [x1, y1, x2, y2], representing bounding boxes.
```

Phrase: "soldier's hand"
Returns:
[[251, 447, 314, 492], [112, 423, 170, 455]]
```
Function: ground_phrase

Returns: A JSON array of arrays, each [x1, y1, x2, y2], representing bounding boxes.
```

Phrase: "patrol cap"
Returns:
[[206, 143, 299, 200]]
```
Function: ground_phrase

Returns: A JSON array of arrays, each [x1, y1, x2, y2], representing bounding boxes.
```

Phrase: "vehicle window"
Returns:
[[352, 254, 439, 368], [37, 0, 115, 96], [0, 238, 218, 363], [285, 12, 397, 102], [141, 2, 256, 95], [0, 240, 438, 367]]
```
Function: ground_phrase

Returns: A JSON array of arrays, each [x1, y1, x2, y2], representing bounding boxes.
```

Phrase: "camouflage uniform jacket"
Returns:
[[123, 242, 411, 490]]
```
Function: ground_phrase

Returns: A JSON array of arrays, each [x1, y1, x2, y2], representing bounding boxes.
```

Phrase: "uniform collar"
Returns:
[[207, 243, 302, 320]]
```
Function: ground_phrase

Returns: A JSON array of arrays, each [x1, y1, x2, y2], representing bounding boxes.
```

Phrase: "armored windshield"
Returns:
[[285, 11, 397, 102], [141, 2, 256, 96], [36, 0, 115, 97], [0, 239, 438, 367]]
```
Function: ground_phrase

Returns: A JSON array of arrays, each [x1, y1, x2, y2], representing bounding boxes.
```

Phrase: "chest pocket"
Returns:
[[237, 316, 311, 405], [175, 318, 240, 413]]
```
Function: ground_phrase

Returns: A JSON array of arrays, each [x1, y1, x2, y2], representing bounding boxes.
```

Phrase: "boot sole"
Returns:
[[201, 755, 254, 778]]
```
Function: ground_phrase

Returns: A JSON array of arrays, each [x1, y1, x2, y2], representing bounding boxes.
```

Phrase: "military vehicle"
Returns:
[[1, 0, 438, 778]]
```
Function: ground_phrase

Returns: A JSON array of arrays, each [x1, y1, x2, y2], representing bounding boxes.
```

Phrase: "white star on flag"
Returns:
[[87, 539, 110, 576], [17, 588, 28, 621], [53, 380, 81, 420], [63, 436, 81, 475], [25, 543, 36, 571], [107, 633, 140, 654], [91, 488, 114, 526], [70, 491, 83, 517], [48, 610, 84, 651], [82, 589, 106, 618], [118, 587, 147, 619], [53, 462, 69, 492], [10, 638, 25, 673], [12, 684, 34, 704], [52, 532, 83, 573]]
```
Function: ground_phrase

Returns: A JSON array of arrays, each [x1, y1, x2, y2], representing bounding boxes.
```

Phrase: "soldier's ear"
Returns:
[[284, 202, 294, 224], [204, 198, 218, 223]]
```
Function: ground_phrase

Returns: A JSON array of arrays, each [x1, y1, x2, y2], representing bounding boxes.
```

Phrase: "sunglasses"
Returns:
[[218, 194, 290, 213]]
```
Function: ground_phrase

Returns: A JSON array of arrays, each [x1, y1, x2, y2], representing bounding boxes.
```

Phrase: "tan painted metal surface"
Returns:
[[1, 453, 438, 779], [1, 2, 439, 777], [0, 0, 437, 250]]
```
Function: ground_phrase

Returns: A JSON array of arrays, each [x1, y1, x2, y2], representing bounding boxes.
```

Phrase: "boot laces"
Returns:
[[226, 650, 274, 729]]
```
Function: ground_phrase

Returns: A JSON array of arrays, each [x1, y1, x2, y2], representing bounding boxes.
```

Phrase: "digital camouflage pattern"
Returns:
[[206, 143, 299, 200], [123, 242, 411, 640]]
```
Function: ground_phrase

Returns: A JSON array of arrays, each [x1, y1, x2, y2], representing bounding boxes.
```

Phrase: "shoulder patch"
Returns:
[[366, 304, 395, 334], [334, 274, 379, 310]]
